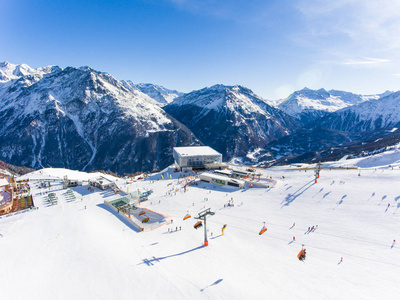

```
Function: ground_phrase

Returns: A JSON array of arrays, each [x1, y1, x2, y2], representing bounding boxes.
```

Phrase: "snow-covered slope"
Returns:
[[0, 61, 61, 82], [164, 84, 299, 162], [1, 153, 400, 299], [0, 63, 199, 173], [122, 81, 183, 105], [316, 91, 400, 132], [278, 87, 386, 124]]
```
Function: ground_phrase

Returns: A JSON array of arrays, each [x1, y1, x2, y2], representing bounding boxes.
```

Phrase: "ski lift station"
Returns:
[[173, 146, 223, 171], [200, 172, 245, 188]]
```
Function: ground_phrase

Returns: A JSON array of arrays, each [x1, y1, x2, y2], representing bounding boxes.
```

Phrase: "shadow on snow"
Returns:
[[139, 245, 205, 266]]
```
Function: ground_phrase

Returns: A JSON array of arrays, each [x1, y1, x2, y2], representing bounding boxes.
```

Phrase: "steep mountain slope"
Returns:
[[0, 63, 199, 174], [278, 87, 384, 125], [271, 128, 400, 166], [0, 61, 61, 82], [314, 91, 400, 132], [164, 84, 299, 162], [122, 81, 182, 105]]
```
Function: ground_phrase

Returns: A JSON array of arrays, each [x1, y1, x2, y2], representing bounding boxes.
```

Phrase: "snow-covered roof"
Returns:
[[173, 146, 221, 157], [15, 168, 119, 182], [200, 172, 245, 184], [0, 178, 9, 187]]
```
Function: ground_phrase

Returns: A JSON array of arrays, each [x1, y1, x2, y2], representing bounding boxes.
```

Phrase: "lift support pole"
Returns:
[[195, 208, 215, 246]]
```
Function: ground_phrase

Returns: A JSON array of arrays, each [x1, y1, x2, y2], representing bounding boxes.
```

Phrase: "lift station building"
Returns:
[[173, 146, 223, 170]]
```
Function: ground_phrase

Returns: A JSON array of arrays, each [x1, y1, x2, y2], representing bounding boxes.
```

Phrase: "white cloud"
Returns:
[[342, 57, 391, 65], [295, 0, 400, 59]]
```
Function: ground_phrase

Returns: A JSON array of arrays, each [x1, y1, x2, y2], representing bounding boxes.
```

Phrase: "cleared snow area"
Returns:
[[1, 155, 400, 299]]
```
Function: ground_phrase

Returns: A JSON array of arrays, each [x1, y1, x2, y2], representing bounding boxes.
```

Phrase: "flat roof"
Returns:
[[174, 146, 221, 157], [0, 178, 9, 187], [215, 169, 233, 175], [200, 172, 245, 184], [92, 176, 114, 184]]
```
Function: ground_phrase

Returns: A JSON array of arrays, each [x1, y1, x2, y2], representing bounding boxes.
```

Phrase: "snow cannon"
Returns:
[[194, 221, 203, 229]]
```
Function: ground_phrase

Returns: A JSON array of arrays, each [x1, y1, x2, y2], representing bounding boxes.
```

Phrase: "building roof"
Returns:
[[90, 176, 114, 184], [0, 178, 9, 187], [200, 172, 245, 185], [173, 146, 221, 157]]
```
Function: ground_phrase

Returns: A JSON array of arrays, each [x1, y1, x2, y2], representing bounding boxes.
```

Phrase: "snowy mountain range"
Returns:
[[1, 61, 400, 173], [122, 80, 183, 105], [313, 91, 400, 132], [164, 84, 299, 162], [0, 62, 199, 174], [277, 87, 392, 125]]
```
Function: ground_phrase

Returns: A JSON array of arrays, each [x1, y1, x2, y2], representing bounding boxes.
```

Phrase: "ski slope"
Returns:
[[1, 152, 400, 300]]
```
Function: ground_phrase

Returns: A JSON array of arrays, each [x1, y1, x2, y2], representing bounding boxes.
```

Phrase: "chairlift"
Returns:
[[194, 221, 203, 229], [183, 213, 191, 220], [297, 244, 306, 261], [259, 222, 267, 235]]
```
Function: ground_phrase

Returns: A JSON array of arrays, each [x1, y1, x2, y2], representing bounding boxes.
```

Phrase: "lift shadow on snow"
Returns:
[[394, 202, 400, 215], [281, 180, 315, 208], [333, 195, 347, 210], [200, 279, 223, 292], [139, 245, 205, 266]]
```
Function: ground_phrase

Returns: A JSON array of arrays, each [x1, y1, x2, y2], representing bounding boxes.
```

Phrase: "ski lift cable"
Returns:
[[208, 219, 400, 268], [214, 212, 391, 248]]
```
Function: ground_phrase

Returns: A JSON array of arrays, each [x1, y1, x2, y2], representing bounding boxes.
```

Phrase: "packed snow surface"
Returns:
[[1, 152, 400, 299]]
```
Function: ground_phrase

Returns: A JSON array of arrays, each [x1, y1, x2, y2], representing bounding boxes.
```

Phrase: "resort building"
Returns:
[[173, 146, 223, 170]]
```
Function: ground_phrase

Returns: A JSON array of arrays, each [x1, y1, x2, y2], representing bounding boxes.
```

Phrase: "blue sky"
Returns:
[[1, 0, 399, 99]]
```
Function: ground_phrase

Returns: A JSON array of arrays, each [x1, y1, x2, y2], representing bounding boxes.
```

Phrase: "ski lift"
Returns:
[[183, 211, 191, 220], [259, 222, 267, 235], [297, 244, 306, 261], [194, 221, 203, 229], [139, 211, 146, 216]]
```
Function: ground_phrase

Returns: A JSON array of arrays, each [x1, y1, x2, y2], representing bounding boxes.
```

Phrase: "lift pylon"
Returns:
[[195, 208, 215, 246]]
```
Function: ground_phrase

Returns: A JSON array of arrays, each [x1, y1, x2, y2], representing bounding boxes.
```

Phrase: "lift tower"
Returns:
[[195, 208, 215, 246]]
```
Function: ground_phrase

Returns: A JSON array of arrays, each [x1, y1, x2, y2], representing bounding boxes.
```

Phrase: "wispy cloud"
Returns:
[[294, 0, 400, 62], [342, 57, 391, 65], [163, 0, 287, 24]]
